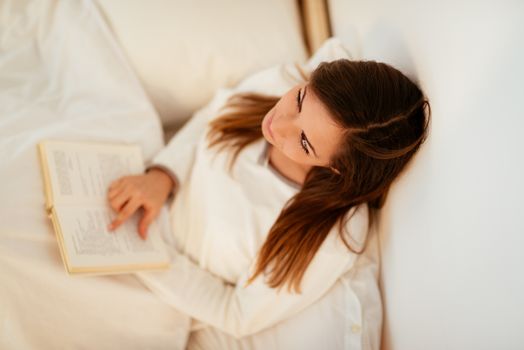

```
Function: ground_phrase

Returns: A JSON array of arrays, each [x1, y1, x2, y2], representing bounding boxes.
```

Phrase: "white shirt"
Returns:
[[136, 88, 383, 350]]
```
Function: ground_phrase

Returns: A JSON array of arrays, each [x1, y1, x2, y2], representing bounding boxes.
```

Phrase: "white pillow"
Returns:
[[232, 36, 353, 96], [95, 0, 308, 129]]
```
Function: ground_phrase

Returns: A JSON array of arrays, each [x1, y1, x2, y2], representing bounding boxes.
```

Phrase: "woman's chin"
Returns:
[[262, 134, 273, 145]]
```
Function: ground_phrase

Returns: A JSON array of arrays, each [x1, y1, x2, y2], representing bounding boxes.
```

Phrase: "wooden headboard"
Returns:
[[298, 0, 332, 56]]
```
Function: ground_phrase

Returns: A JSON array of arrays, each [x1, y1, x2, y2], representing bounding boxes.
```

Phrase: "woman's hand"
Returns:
[[107, 168, 176, 240]]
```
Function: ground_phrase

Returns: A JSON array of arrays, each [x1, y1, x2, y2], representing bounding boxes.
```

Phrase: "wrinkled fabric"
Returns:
[[0, 0, 190, 349]]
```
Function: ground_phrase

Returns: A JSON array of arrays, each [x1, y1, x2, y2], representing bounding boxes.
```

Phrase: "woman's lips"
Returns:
[[267, 112, 275, 140]]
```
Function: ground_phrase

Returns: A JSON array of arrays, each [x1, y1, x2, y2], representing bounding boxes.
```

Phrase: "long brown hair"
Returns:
[[207, 59, 431, 293]]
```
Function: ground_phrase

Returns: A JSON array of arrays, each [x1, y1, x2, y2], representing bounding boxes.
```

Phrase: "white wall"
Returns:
[[329, 1, 524, 349]]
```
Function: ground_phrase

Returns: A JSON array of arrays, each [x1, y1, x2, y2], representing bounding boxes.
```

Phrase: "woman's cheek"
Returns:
[[282, 145, 300, 163]]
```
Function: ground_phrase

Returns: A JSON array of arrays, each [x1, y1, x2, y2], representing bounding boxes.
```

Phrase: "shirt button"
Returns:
[[351, 324, 361, 333]]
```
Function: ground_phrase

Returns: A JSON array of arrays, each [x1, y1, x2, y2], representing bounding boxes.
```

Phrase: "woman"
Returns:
[[106, 58, 431, 349]]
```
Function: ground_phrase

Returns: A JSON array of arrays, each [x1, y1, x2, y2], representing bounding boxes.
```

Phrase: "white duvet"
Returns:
[[0, 0, 190, 348]]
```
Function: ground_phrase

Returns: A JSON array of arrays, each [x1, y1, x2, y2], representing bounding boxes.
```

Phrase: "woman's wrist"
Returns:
[[146, 167, 176, 194]]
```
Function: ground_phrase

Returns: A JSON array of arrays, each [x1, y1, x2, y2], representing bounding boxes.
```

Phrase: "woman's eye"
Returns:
[[300, 131, 309, 155], [296, 89, 301, 111]]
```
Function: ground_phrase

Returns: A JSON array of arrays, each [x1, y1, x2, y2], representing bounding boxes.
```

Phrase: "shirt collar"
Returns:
[[257, 140, 302, 190]]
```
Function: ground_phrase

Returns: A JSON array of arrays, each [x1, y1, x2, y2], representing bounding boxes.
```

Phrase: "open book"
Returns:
[[37, 139, 171, 275]]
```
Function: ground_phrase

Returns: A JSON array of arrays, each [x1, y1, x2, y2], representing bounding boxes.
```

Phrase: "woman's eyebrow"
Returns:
[[299, 86, 307, 112]]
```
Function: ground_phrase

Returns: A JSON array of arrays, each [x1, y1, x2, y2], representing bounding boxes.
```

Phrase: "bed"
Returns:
[[0, 0, 329, 348], [8, 0, 518, 349]]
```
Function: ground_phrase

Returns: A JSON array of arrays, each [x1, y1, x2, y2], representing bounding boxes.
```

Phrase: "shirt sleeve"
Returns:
[[144, 88, 235, 197], [135, 204, 370, 338]]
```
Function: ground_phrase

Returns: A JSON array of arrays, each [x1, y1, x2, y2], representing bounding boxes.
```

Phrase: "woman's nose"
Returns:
[[273, 112, 298, 139]]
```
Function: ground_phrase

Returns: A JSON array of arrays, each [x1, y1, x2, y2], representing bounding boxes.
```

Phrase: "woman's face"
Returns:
[[261, 83, 345, 169]]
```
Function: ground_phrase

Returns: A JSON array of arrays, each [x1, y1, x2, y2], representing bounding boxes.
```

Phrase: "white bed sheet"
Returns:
[[0, 0, 190, 348]]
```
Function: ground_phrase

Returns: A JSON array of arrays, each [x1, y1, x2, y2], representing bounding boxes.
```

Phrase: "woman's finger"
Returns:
[[107, 184, 125, 201], [109, 196, 142, 231], [138, 207, 158, 240], [108, 186, 131, 213]]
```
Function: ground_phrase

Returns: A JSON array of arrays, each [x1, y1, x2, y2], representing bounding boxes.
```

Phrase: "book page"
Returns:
[[53, 203, 170, 271], [41, 140, 143, 206]]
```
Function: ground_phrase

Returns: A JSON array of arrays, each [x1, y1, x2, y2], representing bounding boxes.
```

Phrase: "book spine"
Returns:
[[37, 142, 54, 212]]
